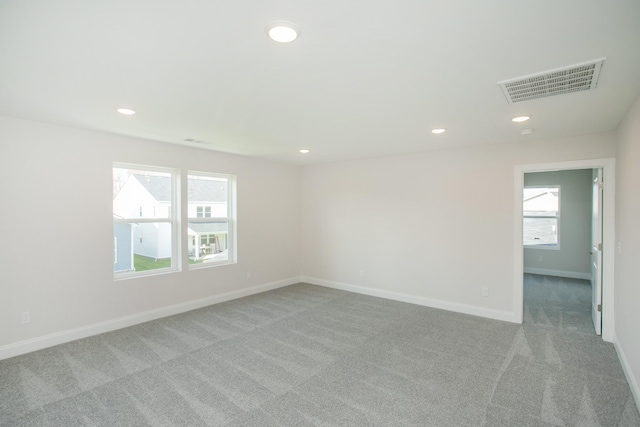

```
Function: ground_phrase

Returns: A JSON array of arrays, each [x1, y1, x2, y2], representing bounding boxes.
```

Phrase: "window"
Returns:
[[523, 186, 560, 248], [187, 172, 235, 268], [113, 164, 178, 277], [196, 206, 211, 218]]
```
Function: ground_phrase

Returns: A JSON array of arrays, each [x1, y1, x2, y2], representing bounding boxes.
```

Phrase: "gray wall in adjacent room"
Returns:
[[523, 169, 593, 278]]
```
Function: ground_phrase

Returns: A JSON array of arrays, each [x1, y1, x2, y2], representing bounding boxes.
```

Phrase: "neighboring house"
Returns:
[[113, 174, 228, 261], [188, 222, 228, 261], [113, 217, 134, 273], [187, 176, 228, 261]]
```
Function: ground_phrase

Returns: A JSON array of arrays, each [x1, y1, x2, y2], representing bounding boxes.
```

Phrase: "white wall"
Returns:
[[523, 169, 593, 278], [301, 133, 615, 321], [614, 93, 640, 406], [1, 107, 636, 408], [0, 116, 301, 354]]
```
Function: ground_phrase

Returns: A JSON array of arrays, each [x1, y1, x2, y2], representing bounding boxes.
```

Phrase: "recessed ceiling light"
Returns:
[[512, 116, 530, 122], [266, 21, 299, 43], [521, 129, 533, 135], [116, 108, 135, 115], [299, 149, 310, 154], [431, 128, 446, 134]]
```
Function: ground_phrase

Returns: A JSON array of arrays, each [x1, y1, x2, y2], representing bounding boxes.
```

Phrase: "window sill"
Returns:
[[524, 244, 560, 251], [188, 259, 236, 270], [114, 267, 180, 281]]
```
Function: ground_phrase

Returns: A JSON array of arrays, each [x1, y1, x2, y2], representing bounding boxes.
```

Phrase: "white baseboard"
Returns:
[[0, 277, 300, 361], [523, 267, 591, 280], [613, 334, 640, 412], [301, 276, 518, 324]]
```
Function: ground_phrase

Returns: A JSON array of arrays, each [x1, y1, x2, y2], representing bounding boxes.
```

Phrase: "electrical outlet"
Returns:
[[21, 312, 30, 325], [482, 287, 489, 297]]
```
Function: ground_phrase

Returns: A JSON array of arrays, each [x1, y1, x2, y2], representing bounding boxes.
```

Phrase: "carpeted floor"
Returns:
[[1, 275, 639, 426]]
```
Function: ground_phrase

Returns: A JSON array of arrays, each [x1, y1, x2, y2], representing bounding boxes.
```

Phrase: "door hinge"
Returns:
[[598, 243, 603, 251], [598, 304, 602, 312], [598, 182, 603, 190]]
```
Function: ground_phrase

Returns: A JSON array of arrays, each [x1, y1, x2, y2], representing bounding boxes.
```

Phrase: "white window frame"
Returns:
[[113, 163, 181, 279], [187, 171, 236, 270], [523, 185, 561, 250]]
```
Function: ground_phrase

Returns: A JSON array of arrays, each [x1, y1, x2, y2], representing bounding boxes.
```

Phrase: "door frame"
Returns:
[[514, 158, 616, 342], [592, 168, 604, 335]]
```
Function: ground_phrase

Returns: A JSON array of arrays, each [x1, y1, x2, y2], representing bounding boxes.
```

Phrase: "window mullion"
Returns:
[[187, 217, 228, 223], [114, 218, 173, 224]]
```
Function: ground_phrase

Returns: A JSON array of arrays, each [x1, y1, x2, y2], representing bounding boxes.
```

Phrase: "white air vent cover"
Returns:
[[498, 58, 605, 104]]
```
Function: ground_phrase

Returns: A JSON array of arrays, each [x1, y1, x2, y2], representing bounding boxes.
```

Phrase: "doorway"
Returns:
[[514, 158, 615, 342]]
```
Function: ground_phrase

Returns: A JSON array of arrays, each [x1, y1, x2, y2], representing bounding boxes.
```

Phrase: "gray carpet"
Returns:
[[1, 275, 639, 426]]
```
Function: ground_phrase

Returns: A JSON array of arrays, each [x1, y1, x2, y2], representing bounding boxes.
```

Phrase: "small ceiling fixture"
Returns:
[[521, 129, 533, 135], [512, 116, 530, 123], [431, 128, 446, 134], [266, 21, 299, 43], [299, 149, 310, 154], [116, 108, 135, 115]]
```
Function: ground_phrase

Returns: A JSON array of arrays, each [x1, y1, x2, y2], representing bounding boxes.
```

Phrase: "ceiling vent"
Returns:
[[498, 58, 605, 104]]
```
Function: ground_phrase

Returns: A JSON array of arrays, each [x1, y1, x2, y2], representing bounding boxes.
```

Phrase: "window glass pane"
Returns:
[[113, 164, 175, 277], [113, 222, 172, 273], [523, 187, 558, 217], [188, 175, 228, 218], [113, 168, 172, 219], [523, 217, 557, 246], [187, 220, 229, 264]]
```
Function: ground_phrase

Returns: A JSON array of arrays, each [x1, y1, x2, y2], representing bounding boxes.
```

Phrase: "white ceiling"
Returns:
[[1, 1, 640, 165]]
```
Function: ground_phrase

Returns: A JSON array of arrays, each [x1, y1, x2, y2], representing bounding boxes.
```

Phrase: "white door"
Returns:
[[591, 169, 603, 335]]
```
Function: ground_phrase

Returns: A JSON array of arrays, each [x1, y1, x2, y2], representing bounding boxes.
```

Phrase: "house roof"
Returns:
[[188, 177, 227, 203], [523, 188, 559, 202], [133, 174, 226, 202], [188, 223, 228, 235], [133, 174, 172, 202]]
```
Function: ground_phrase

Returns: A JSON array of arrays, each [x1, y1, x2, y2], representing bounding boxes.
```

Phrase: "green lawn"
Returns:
[[134, 254, 171, 271], [134, 254, 205, 271]]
